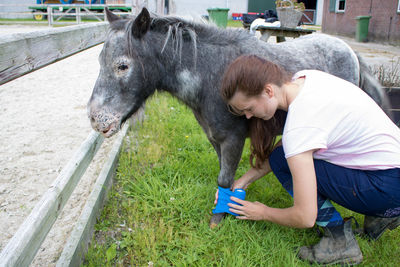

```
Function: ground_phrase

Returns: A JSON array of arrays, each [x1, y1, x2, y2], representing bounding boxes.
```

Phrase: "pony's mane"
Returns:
[[109, 14, 250, 44], [109, 14, 251, 69], [148, 15, 251, 46]]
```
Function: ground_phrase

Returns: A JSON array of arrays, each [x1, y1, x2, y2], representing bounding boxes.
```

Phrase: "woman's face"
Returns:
[[229, 87, 278, 120]]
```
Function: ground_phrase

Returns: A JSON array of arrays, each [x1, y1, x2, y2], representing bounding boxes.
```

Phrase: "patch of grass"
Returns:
[[303, 24, 321, 31], [0, 18, 37, 22], [227, 19, 243, 28], [83, 93, 400, 266]]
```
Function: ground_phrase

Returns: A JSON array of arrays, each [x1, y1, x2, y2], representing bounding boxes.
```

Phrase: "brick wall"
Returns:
[[322, 0, 400, 44]]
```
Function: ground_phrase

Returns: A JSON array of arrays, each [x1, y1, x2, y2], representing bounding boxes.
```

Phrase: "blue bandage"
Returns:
[[212, 186, 246, 216]]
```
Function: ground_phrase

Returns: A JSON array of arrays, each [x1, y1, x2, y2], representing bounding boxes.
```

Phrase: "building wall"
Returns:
[[316, 0, 324, 25], [322, 0, 400, 43], [247, 0, 275, 13], [0, 0, 33, 19], [168, 0, 248, 18], [146, 0, 249, 18], [0, 0, 89, 19]]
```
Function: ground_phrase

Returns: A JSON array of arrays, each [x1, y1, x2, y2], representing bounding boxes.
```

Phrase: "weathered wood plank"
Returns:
[[56, 123, 130, 267], [56, 109, 145, 267], [0, 131, 104, 267], [0, 22, 108, 85]]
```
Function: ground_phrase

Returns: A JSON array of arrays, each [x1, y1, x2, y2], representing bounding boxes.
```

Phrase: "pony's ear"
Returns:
[[105, 7, 120, 23], [132, 8, 151, 39]]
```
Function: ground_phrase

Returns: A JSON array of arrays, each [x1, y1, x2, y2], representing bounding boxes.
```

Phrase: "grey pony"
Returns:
[[87, 8, 391, 226]]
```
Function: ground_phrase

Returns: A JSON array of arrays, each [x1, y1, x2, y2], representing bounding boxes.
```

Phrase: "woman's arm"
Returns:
[[232, 140, 283, 190], [232, 160, 272, 190], [228, 150, 318, 228]]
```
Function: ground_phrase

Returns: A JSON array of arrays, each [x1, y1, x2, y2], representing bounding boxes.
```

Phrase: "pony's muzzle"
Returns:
[[87, 102, 122, 138]]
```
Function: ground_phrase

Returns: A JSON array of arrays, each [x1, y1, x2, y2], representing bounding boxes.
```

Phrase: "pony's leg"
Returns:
[[210, 140, 221, 169], [193, 111, 222, 168], [210, 135, 245, 228]]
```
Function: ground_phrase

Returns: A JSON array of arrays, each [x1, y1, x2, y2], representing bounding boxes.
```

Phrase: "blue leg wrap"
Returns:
[[213, 186, 246, 216]]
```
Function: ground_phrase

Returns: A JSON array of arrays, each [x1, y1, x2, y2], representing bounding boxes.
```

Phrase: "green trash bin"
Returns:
[[355, 15, 371, 42], [207, 8, 230, 28]]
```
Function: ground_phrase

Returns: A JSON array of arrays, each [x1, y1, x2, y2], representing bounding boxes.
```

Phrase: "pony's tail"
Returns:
[[357, 52, 393, 119]]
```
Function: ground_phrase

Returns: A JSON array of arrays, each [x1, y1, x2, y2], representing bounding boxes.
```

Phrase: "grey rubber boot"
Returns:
[[298, 220, 363, 265], [363, 215, 400, 240]]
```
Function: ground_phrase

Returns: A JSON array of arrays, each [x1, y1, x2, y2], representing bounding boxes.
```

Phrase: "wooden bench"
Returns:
[[255, 25, 315, 43]]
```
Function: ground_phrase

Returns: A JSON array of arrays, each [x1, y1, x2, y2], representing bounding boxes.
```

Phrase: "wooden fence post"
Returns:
[[76, 7, 81, 24], [47, 6, 53, 26]]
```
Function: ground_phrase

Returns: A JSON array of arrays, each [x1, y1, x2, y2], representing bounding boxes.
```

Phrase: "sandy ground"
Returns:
[[0, 25, 118, 266], [0, 25, 399, 267]]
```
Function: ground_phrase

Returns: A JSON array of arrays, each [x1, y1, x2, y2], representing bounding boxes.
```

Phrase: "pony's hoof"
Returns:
[[210, 213, 225, 229]]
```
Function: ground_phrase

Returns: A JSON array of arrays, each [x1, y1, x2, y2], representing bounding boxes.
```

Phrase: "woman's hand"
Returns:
[[228, 197, 269, 221]]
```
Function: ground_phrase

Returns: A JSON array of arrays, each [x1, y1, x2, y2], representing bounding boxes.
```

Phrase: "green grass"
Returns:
[[0, 18, 37, 22], [227, 19, 243, 28], [83, 93, 400, 266]]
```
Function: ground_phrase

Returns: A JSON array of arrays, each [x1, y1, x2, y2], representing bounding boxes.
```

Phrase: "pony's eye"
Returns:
[[118, 64, 129, 71]]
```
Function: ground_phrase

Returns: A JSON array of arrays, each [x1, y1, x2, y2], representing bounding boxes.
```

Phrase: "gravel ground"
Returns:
[[0, 24, 399, 267], [339, 35, 400, 70]]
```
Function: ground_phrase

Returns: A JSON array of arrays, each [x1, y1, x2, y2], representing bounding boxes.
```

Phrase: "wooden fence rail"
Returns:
[[0, 131, 104, 267], [0, 22, 108, 86], [56, 119, 138, 267], [0, 119, 142, 267]]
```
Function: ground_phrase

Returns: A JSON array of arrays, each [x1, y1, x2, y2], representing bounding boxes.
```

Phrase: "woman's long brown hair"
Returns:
[[220, 55, 292, 169]]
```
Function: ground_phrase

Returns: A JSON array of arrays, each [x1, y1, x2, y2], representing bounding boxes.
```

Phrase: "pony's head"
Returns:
[[87, 7, 243, 137], [87, 8, 155, 137]]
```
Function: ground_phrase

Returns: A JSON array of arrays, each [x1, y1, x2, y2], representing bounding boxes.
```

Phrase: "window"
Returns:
[[336, 0, 346, 12], [329, 0, 346, 13], [398, 0, 400, 13], [329, 0, 336, 12]]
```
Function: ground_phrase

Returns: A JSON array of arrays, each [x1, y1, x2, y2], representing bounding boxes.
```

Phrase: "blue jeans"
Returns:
[[269, 146, 400, 227]]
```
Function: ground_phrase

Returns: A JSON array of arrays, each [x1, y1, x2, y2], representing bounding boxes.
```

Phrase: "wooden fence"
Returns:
[[0, 21, 143, 266], [0, 22, 107, 85], [31, 5, 135, 26], [0, 2, 147, 26]]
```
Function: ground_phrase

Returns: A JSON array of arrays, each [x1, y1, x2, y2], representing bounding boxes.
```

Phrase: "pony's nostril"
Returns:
[[90, 117, 95, 123], [102, 125, 111, 134]]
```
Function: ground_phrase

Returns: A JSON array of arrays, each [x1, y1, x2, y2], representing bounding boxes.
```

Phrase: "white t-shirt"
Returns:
[[282, 70, 400, 170]]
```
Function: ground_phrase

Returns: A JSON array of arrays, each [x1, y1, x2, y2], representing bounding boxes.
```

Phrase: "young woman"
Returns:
[[219, 55, 400, 265]]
